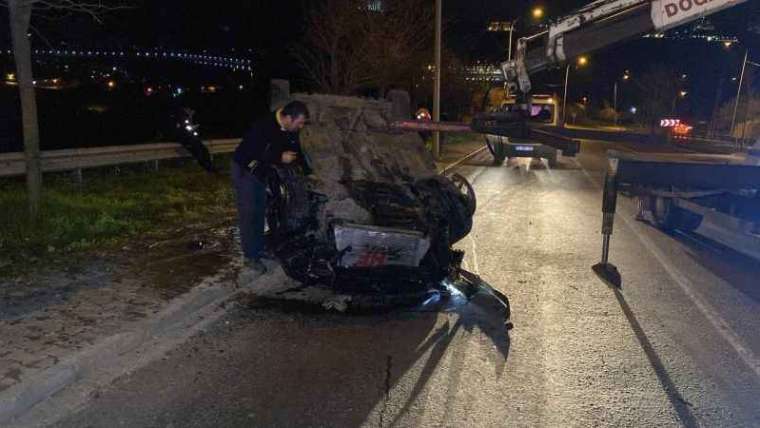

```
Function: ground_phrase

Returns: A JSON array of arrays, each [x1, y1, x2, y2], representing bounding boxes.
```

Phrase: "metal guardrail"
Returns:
[[0, 139, 239, 178]]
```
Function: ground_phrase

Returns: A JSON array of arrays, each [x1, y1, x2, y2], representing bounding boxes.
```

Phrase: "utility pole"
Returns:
[[731, 49, 748, 143], [432, 0, 442, 159]]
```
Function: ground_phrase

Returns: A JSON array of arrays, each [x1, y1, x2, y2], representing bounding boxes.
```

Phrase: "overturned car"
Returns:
[[257, 93, 507, 319]]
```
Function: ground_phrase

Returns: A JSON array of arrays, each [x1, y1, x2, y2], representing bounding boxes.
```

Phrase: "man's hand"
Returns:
[[281, 151, 297, 164]]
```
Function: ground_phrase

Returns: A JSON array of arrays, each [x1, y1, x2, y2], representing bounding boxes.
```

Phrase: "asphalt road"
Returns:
[[55, 141, 760, 428]]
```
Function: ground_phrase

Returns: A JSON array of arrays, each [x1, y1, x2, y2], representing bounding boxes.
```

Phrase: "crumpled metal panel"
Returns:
[[334, 223, 431, 268]]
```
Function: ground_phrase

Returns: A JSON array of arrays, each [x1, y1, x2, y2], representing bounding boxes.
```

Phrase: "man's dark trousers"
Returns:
[[231, 161, 267, 260]]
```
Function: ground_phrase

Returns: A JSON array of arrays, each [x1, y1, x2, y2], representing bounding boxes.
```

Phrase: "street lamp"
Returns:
[[613, 71, 631, 126], [532, 7, 545, 20], [487, 20, 518, 62], [730, 50, 760, 145], [562, 56, 589, 126]]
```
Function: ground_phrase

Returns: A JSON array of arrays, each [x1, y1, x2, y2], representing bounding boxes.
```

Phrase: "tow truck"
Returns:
[[497, 0, 757, 286], [484, 94, 562, 166], [396, 0, 755, 287]]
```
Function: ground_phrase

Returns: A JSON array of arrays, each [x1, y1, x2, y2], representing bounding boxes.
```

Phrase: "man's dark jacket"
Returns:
[[233, 112, 310, 180]]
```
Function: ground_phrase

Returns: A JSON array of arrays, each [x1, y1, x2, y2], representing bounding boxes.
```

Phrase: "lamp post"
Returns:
[[487, 20, 518, 64], [432, 0, 442, 159], [562, 56, 588, 127], [507, 21, 516, 62]]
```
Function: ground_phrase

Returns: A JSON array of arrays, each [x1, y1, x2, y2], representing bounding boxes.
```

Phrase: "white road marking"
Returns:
[[574, 158, 760, 380], [468, 234, 481, 275]]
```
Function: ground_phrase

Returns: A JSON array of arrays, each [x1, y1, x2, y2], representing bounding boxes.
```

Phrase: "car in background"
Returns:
[[484, 94, 561, 166]]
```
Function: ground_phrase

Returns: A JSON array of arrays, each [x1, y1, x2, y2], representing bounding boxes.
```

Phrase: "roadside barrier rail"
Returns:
[[0, 139, 239, 177]]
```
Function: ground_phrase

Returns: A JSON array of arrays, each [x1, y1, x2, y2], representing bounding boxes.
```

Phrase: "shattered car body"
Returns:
[[265, 95, 470, 288], [260, 94, 507, 319]]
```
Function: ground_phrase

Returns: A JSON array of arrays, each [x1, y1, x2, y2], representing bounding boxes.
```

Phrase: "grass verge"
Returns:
[[0, 159, 235, 277]]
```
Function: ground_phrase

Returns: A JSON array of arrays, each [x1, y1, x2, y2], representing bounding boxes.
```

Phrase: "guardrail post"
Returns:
[[152, 160, 159, 172], [73, 168, 83, 185]]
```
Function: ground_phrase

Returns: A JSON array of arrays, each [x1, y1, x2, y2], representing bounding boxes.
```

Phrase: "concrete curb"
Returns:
[[0, 261, 243, 427]]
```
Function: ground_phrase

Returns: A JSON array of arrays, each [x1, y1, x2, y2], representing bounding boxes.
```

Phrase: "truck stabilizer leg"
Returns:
[[593, 172, 622, 288]]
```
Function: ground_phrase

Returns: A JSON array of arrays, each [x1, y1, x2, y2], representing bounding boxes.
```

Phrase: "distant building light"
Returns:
[[629, 106, 637, 114]]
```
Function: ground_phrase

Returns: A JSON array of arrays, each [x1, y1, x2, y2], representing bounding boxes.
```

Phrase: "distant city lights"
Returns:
[[0, 47, 255, 72]]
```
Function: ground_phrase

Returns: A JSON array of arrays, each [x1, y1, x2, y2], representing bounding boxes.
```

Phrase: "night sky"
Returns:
[[2, 0, 759, 118], [2, 1, 754, 55]]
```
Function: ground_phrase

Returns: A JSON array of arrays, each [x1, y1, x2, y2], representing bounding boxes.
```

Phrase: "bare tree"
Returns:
[[3, 0, 126, 217], [362, 0, 433, 95], [292, 0, 433, 95], [631, 65, 682, 133]]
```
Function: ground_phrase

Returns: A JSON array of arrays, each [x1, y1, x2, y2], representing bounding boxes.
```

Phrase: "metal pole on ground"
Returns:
[[562, 64, 570, 127], [432, 0, 442, 159]]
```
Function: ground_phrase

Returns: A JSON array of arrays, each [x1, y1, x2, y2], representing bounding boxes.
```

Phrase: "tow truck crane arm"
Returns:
[[392, 0, 747, 154], [505, 0, 747, 95]]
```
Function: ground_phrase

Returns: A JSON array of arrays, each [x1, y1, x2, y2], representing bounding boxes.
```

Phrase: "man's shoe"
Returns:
[[238, 258, 268, 286], [259, 249, 276, 260], [244, 258, 268, 273]]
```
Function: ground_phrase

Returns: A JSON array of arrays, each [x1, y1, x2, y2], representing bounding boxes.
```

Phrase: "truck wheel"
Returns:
[[650, 196, 703, 232], [674, 209, 703, 232], [485, 137, 507, 165], [547, 151, 558, 168]]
